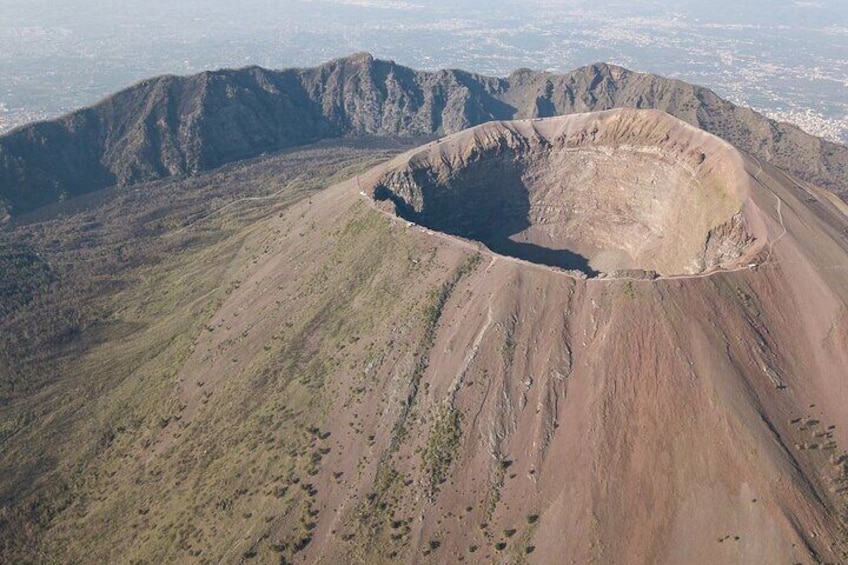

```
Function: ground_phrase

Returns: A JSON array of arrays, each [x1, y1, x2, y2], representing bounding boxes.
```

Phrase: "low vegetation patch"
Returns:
[[423, 403, 462, 494]]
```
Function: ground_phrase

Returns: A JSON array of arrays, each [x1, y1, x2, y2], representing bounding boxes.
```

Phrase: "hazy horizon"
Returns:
[[1, 0, 846, 141]]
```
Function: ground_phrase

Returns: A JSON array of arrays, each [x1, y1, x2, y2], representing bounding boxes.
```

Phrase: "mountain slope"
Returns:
[[0, 53, 846, 219], [2, 110, 847, 564]]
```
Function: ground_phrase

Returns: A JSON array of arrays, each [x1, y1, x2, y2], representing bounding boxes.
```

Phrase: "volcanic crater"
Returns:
[[368, 109, 762, 278]]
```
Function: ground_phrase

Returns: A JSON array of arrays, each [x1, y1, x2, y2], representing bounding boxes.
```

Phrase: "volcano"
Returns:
[[1, 94, 848, 563]]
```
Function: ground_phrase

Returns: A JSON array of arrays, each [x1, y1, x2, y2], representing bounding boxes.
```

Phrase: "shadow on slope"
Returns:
[[373, 167, 597, 276]]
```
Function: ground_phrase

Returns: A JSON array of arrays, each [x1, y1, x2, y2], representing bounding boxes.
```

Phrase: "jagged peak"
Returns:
[[346, 51, 375, 63], [570, 62, 632, 81], [324, 51, 393, 69]]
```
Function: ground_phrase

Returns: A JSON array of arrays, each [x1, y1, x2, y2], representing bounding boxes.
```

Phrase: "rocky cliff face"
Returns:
[[1, 52, 846, 217]]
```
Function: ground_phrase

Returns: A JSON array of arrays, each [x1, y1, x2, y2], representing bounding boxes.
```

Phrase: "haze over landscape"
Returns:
[[1, 1, 848, 564], [1, 0, 847, 141]]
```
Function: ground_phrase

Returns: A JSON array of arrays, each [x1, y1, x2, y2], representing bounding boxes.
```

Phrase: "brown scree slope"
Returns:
[[325, 111, 848, 563], [153, 110, 848, 562]]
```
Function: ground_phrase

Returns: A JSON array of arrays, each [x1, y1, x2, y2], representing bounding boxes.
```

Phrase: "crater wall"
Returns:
[[369, 109, 760, 277]]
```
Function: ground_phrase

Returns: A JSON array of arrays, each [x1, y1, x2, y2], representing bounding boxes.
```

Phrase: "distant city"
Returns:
[[1, 0, 846, 143]]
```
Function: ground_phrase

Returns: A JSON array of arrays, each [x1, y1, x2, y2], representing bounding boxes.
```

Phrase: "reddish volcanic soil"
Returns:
[[158, 110, 848, 563]]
